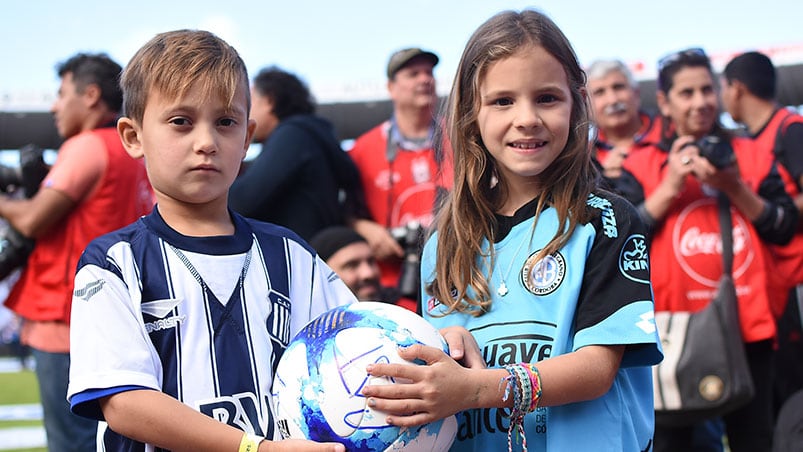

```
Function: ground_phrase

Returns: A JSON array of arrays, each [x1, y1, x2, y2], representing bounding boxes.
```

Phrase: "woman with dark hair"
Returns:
[[229, 66, 362, 241], [622, 48, 798, 452]]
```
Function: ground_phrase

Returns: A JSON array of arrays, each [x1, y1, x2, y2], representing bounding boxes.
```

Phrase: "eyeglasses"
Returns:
[[657, 47, 708, 73]]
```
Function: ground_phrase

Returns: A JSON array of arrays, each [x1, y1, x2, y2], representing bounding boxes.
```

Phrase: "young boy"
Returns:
[[66, 29, 352, 452]]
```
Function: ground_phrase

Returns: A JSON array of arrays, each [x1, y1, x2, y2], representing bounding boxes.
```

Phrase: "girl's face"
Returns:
[[477, 45, 572, 204], [658, 66, 719, 138]]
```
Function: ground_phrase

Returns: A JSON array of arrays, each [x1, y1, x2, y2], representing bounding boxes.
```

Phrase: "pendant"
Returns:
[[497, 282, 509, 297]]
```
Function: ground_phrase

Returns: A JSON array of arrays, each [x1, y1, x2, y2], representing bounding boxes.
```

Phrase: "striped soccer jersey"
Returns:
[[67, 208, 356, 450]]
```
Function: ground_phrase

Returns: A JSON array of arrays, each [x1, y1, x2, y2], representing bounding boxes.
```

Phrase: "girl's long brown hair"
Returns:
[[428, 9, 597, 315]]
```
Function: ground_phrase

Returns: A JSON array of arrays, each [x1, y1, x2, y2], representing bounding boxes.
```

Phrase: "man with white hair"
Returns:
[[587, 59, 661, 182]]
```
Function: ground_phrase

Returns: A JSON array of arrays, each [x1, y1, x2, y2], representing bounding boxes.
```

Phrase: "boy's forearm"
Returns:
[[101, 389, 244, 452]]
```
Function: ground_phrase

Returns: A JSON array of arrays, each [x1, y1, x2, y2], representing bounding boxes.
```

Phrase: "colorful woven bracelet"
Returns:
[[522, 363, 542, 412], [502, 364, 532, 452]]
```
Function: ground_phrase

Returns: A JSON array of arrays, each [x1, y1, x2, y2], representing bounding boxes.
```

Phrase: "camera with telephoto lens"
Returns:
[[694, 135, 736, 169], [0, 144, 49, 280], [390, 221, 425, 301]]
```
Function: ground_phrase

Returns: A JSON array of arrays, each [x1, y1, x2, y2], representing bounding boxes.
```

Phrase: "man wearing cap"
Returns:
[[346, 47, 449, 308], [310, 226, 415, 312]]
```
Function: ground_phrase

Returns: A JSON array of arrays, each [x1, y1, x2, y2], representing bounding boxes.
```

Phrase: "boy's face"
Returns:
[[119, 80, 255, 210]]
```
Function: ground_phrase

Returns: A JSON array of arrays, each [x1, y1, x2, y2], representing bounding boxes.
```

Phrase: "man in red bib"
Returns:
[[1, 53, 153, 452], [346, 48, 451, 310], [721, 50, 803, 420]]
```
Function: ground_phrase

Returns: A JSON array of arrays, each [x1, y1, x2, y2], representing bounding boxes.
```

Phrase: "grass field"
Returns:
[[0, 369, 38, 404], [0, 367, 46, 452]]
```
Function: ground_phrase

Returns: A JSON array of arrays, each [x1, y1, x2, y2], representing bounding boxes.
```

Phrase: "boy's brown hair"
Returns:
[[121, 29, 250, 123]]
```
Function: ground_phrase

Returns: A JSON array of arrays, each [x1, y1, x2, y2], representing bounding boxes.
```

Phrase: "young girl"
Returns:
[[362, 9, 662, 452]]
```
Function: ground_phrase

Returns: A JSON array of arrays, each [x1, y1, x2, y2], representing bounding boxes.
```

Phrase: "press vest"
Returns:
[[5, 127, 152, 323]]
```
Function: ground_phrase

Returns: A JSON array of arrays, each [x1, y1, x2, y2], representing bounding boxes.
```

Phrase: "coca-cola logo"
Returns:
[[679, 226, 747, 257], [673, 198, 753, 286]]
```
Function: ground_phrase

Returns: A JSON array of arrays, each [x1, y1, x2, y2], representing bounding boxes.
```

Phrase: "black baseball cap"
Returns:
[[309, 226, 367, 262]]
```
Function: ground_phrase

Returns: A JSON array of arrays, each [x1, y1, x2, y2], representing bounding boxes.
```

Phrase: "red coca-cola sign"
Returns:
[[672, 198, 753, 287]]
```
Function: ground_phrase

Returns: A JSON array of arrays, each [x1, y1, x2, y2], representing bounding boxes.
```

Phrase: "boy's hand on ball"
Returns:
[[363, 343, 472, 426]]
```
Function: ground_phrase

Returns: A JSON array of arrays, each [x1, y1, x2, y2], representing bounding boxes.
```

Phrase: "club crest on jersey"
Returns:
[[620, 234, 650, 284], [521, 250, 565, 296]]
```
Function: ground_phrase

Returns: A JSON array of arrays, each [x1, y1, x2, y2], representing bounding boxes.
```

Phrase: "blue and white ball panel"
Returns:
[[272, 302, 456, 451]]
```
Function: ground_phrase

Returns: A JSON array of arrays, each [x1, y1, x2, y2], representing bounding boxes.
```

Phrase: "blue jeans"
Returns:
[[32, 348, 97, 452]]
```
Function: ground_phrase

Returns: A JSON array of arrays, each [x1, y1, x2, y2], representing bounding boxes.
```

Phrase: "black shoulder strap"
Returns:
[[717, 193, 733, 275], [773, 110, 796, 156]]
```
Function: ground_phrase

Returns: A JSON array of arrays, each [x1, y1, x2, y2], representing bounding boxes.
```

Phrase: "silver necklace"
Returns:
[[496, 232, 531, 297]]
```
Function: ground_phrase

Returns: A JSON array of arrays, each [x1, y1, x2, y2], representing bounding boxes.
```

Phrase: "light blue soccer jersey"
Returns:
[[424, 192, 662, 452], [67, 208, 356, 451]]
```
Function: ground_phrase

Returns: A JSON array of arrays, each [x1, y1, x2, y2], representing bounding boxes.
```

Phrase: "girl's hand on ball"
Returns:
[[363, 344, 473, 426], [440, 326, 485, 369]]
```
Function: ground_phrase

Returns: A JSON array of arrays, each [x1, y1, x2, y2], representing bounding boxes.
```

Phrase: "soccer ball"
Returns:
[[272, 301, 457, 451]]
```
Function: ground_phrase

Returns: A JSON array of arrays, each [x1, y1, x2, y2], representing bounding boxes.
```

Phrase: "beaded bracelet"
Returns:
[[501, 363, 543, 452]]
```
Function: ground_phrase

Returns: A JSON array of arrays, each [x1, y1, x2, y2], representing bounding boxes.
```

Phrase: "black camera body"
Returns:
[[0, 144, 49, 280], [695, 135, 736, 169], [0, 144, 49, 197], [0, 224, 36, 279], [390, 221, 425, 301]]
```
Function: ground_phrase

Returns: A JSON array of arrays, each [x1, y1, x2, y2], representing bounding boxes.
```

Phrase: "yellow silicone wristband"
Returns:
[[238, 433, 262, 452]]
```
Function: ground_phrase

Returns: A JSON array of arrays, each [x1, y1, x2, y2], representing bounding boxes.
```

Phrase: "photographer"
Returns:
[[720, 51, 803, 424], [346, 47, 452, 309], [1, 53, 153, 452], [620, 48, 797, 452]]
